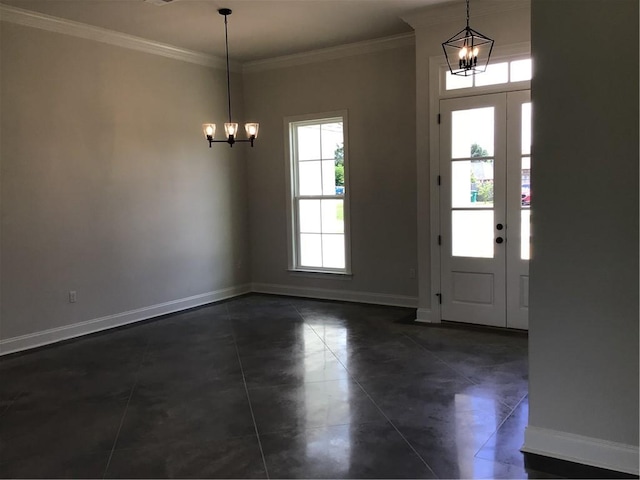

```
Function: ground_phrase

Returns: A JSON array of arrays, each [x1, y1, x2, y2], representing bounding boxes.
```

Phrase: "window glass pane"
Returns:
[[521, 156, 531, 206], [299, 200, 321, 233], [321, 199, 344, 234], [321, 160, 336, 195], [446, 71, 473, 90], [321, 123, 343, 160], [300, 233, 322, 267], [298, 161, 322, 195], [322, 234, 345, 269], [452, 107, 494, 158], [297, 125, 321, 160], [521, 209, 531, 260], [511, 59, 532, 82], [452, 210, 494, 258], [521, 102, 531, 155], [474, 62, 509, 87], [452, 159, 494, 208]]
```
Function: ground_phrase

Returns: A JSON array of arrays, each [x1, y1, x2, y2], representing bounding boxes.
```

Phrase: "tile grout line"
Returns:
[[350, 374, 440, 479], [474, 392, 528, 461], [102, 338, 152, 479], [226, 304, 271, 480], [293, 305, 440, 479], [403, 333, 524, 411], [403, 333, 530, 458], [402, 333, 479, 385]]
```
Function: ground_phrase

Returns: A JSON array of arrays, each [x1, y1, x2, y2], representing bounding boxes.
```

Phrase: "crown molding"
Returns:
[[402, 0, 531, 30], [242, 32, 415, 74], [0, 4, 242, 72]]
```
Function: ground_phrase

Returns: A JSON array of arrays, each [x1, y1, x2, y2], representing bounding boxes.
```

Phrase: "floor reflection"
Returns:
[[303, 324, 352, 475], [0, 295, 536, 479], [454, 393, 499, 478]]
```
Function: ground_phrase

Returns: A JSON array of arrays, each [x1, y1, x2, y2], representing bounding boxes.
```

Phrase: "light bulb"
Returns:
[[459, 47, 467, 59], [245, 123, 259, 138], [224, 122, 239, 138], [203, 123, 216, 139]]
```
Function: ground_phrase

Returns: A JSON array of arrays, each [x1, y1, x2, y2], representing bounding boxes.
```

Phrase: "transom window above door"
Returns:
[[444, 57, 532, 92]]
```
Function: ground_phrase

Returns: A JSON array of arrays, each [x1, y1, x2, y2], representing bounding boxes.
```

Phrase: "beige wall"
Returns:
[[0, 23, 251, 343], [243, 47, 417, 300], [526, 0, 639, 469]]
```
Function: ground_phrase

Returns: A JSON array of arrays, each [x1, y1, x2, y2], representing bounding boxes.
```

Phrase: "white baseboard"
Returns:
[[0, 283, 415, 356], [416, 307, 440, 323], [522, 425, 639, 475], [251, 283, 418, 308], [0, 284, 251, 356]]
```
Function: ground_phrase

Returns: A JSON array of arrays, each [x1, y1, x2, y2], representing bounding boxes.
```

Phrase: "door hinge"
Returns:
[[437, 113, 441, 124], [437, 175, 441, 186], [438, 235, 441, 246], [436, 293, 442, 304]]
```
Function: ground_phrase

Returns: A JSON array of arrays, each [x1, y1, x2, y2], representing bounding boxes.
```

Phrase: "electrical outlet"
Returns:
[[409, 268, 416, 279], [69, 291, 77, 303]]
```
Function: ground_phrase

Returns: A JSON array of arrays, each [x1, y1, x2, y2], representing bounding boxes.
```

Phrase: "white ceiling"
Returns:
[[0, 0, 453, 62]]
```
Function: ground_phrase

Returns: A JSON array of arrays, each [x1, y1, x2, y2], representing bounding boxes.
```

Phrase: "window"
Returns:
[[285, 112, 350, 273], [445, 58, 532, 91]]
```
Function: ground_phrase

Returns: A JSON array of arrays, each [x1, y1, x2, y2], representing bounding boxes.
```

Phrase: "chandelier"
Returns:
[[442, 0, 494, 76], [203, 8, 259, 147]]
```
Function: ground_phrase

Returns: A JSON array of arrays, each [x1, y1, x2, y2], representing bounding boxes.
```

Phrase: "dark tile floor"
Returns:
[[0, 294, 557, 479]]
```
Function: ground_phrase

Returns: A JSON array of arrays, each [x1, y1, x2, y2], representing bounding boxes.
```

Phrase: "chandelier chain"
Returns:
[[466, 0, 470, 28], [224, 13, 232, 123]]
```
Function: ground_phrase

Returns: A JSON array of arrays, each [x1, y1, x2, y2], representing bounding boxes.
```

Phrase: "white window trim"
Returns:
[[284, 110, 352, 275]]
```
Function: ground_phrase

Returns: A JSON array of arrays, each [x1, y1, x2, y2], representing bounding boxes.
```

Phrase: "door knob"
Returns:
[[496, 237, 504, 244], [496, 223, 504, 230]]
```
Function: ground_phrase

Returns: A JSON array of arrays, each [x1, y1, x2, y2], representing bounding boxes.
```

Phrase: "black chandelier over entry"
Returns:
[[203, 8, 259, 148], [442, 0, 494, 76]]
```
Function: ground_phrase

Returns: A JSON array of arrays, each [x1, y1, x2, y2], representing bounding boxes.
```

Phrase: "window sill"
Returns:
[[287, 269, 353, 280]]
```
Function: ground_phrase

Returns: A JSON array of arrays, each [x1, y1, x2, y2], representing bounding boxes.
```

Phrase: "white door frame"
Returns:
[[427, 42, 531, 324]]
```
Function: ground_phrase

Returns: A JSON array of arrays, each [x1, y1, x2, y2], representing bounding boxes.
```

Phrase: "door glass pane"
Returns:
[[321, 199, 344, 234], [321, 123, 343, 160], [299, 200, 321, 233], [511, 59, 532, 82], [300, 233, 322, 267], [297, 125, 321, 160], [521, 157, 531, 206], [298, 161, 322, 195], [452, 107, 494, 158], [521, 209, 531, 260], [474, 62, 509, 87], [452, 210, 494, 258], [522, 103, 531, 155], [452, 159, 494, 208], [322, 234, 345, 269]]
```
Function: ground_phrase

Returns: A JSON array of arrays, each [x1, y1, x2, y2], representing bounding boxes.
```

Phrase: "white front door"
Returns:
[[439, 90, 531, 329]]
